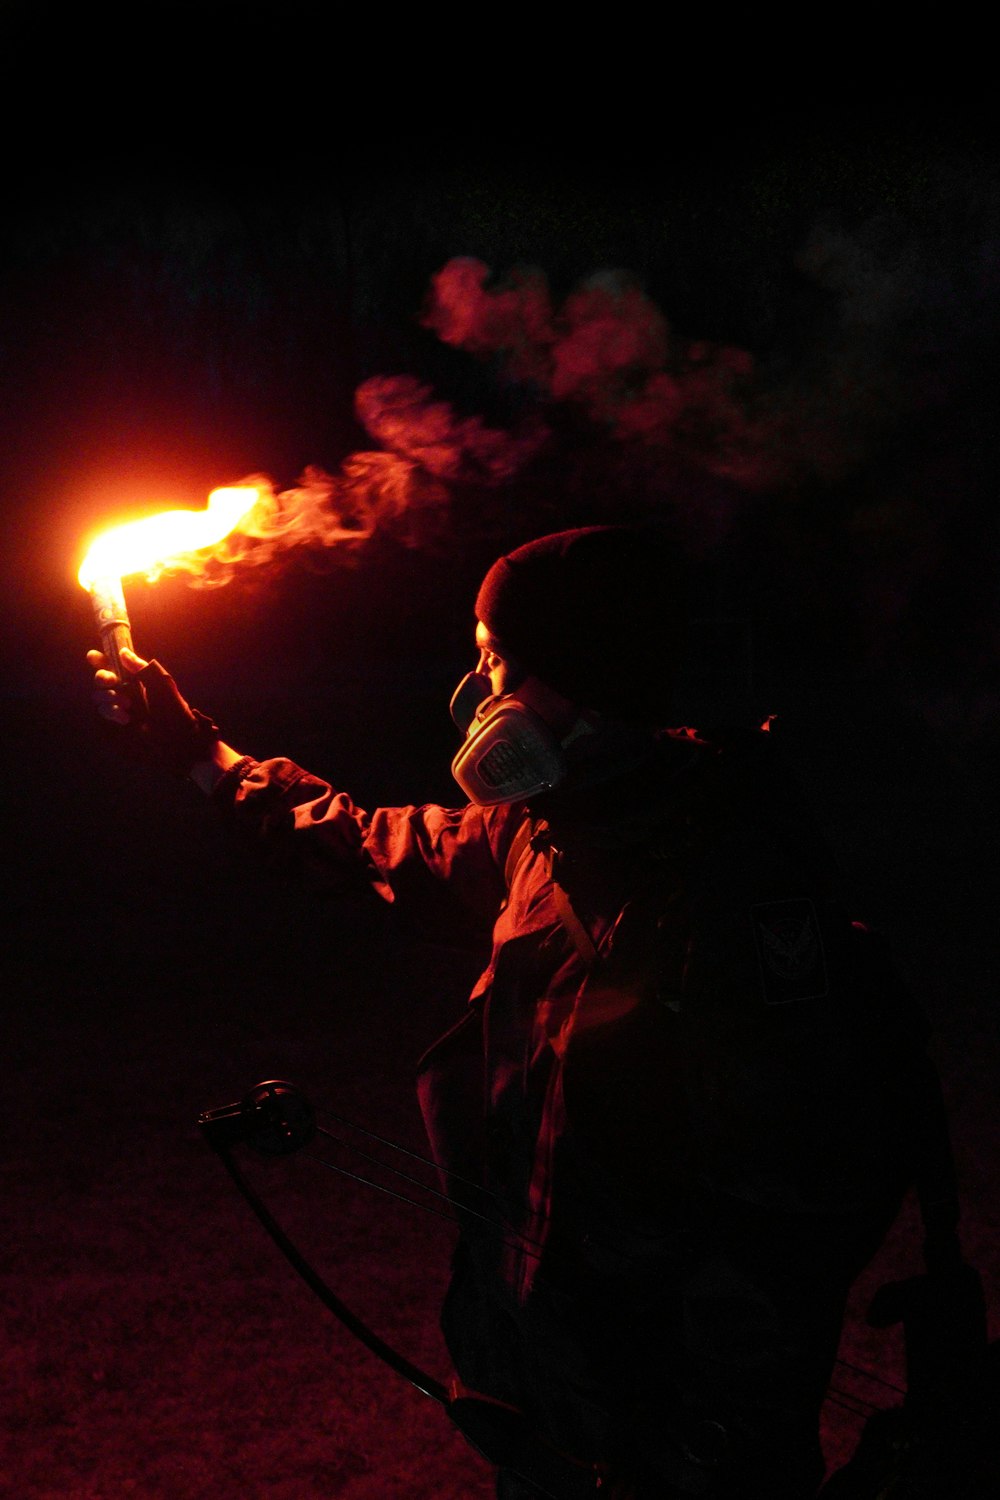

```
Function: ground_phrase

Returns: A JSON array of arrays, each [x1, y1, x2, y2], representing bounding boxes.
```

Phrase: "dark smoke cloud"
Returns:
[[783, 153, 1000, 474]]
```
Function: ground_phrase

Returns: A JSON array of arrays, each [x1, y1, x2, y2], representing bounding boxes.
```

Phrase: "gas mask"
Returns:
[[450, 670, 569, 806]]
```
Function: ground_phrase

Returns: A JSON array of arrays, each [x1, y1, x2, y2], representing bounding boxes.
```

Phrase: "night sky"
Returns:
[[2, 14, 998, 1497]]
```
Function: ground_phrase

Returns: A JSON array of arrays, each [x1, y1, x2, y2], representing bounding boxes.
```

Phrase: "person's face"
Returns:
[[473, 620, 580, 735], [474, 621, 523, 697]]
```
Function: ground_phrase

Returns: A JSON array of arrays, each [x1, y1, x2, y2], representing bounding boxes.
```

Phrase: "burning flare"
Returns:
[[79, 485, 262, 683], [78, 486, 262, 590]]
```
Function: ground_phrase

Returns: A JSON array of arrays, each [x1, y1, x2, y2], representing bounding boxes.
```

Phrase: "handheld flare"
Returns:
[[87, 573, 135, 684], [78, 486, 261, 682]]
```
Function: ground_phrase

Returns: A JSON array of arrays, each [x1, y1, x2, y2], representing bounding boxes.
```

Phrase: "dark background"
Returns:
[[2, 12, 997, 1498]]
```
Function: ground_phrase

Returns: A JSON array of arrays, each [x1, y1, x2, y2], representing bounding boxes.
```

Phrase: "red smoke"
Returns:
[[354, 374, 547, 483], [549, 276, 670, 406], [165, 260, 785, 589], [152, 457, 443, 587], [422, 258, 776, 488], [421, 260, 555, 385], [118, 224, 969, 591]]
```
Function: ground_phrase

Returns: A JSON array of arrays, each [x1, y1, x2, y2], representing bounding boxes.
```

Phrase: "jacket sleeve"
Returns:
[[216, 755, 517, 927]]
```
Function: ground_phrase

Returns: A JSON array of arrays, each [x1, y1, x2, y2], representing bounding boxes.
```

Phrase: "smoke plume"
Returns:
[[161, 169, 1000, 599], [157, 373, 549, 586], [422, 259, 773, 488], [354, 374, 547, 483]]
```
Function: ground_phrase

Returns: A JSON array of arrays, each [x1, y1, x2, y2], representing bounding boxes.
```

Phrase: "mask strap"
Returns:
[[559, 713, 599, 750], [449, 671, 493, 732]]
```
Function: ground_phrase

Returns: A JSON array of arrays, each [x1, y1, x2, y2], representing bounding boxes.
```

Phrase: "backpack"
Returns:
[[503, 753, 995, 1498]]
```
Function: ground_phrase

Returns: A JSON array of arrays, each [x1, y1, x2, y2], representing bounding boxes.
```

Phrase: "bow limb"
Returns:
[[212, 1141, 449, 1404], [200, 1089, 599, 1497]]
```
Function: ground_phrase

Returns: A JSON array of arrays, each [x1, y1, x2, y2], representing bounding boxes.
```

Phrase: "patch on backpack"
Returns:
[[750, 899, 828, 1004]]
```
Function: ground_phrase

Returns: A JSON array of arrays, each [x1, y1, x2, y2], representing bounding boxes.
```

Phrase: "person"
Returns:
[[88, 525, 932, 1499]]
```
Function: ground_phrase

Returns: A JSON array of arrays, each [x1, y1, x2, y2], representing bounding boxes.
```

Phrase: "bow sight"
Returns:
[[199, 1078, 317, 1156]]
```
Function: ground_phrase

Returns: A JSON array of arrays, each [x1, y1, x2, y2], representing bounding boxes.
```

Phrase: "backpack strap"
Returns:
[[502, 813, 536, 891], [503, 813, 601, 965], [550, 882, 599, 965]]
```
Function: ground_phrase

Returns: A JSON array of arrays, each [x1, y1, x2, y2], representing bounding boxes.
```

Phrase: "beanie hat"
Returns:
[[474, 526, 688, 724]]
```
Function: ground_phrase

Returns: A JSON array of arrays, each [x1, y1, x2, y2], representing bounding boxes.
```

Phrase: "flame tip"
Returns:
[[78, 486, 262, 588]]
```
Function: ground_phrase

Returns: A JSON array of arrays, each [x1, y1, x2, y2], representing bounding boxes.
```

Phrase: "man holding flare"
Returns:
[[88, 524, 957, 1499]]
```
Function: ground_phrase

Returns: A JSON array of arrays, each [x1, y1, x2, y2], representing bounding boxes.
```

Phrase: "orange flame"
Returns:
[[78, 486, 263, 590]]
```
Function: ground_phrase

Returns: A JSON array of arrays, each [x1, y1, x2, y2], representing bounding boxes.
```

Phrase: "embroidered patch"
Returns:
[[750, 898, 828, 1004]]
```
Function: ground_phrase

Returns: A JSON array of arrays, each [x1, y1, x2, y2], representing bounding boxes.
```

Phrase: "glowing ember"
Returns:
[[78, 486, 261, 590]]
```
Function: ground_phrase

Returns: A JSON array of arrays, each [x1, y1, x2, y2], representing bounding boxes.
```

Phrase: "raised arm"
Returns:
[[87, 645, 516, 921]]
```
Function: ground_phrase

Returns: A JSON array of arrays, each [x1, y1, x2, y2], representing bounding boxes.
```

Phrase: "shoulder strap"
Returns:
[[503, 813, 601, 966], [503, 814, 535, 891], [551, 882, 599, 965]]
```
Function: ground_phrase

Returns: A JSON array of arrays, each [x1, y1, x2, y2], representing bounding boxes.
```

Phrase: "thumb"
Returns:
[[119, 646, 150, 675]]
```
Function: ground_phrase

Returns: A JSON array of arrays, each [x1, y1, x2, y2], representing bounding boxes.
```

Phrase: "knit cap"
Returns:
[[474, 525, 688, 723]]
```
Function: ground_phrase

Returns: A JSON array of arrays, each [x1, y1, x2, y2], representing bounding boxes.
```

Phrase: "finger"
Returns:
[[95, 682, 133, 712], [119, 646, 150, 674], [92, 680, 129, 709], [86, 649, 109, 669], [94, 669, 120, 687]]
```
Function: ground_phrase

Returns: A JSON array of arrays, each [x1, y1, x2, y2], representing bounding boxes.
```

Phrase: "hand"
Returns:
[[86, 646, 222, 776]]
